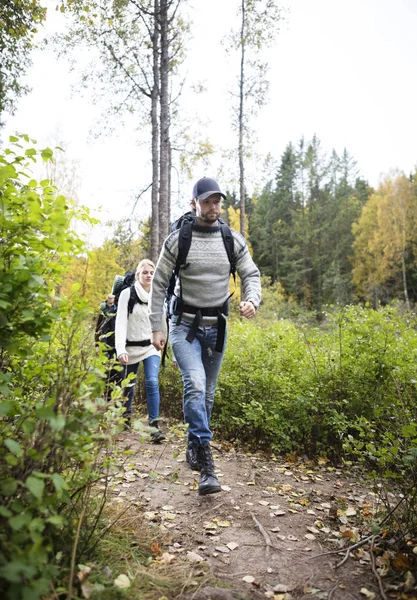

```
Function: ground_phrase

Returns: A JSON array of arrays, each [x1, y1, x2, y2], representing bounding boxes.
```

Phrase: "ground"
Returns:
[[109, 422, 412, 600]]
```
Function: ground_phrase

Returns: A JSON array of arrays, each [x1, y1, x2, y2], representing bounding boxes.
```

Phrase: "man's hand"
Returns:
[[152, 331, 166, 351], [118, 353, 129, 364], [239, 301, 256, 319]]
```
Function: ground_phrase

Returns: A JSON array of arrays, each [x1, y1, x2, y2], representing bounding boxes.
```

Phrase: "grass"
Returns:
[[55, 503, 216, 600]]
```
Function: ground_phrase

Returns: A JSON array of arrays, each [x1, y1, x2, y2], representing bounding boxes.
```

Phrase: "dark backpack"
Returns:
[[114, 271, 146, 315], [162, 213, 237, 365]]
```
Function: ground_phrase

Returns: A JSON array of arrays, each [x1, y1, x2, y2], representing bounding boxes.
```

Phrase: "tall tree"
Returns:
[[353, 171, 417, 307], [227, 0, 282, 235], [249, 136, 368, 310], [58, 0, 187, 261], [0, 0, 47, 128]]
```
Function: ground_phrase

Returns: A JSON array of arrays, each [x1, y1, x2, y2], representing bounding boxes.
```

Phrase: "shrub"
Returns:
[[0, 137, 125, 599]]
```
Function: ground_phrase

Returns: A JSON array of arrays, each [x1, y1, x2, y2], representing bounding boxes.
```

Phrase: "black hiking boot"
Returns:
[[186, 443, 200, 471], [197, 443, 222, 496], [149, 420, 166, 443]]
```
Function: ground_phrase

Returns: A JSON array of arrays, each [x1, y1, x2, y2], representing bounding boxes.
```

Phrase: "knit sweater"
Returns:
[[115, 281, 161, 365], [149, 222, 262, 331]]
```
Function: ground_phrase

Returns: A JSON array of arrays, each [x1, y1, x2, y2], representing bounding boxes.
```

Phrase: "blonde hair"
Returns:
[[136, 259, 155, 275]]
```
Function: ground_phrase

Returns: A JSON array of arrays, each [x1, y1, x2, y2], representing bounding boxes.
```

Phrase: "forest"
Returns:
[[1, 0, 417, 599]]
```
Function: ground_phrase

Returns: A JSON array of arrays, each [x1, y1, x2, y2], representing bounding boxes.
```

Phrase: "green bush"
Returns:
[[214, 305, 417, 459], [0, 137, 125, 599]]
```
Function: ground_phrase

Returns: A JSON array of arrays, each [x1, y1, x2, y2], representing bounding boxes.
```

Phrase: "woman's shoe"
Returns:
[[150, 428, 166, 443], [149, 420, 165, 443]]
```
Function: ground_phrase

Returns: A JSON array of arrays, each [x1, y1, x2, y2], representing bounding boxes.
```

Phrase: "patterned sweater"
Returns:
[[149, 223, 261, 331]]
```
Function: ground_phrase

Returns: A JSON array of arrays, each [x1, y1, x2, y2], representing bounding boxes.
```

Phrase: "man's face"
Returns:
[[107, 294, 115, 307], [193, 193, 222, 224]]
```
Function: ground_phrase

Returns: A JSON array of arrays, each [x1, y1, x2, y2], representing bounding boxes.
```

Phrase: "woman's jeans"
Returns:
[[123, 354, 161, 424], [169, 318, 227, 444]]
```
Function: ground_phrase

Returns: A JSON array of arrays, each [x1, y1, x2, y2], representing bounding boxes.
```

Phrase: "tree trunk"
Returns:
[[158, 0, 170, 251], [238, 0, 246, 236], [150, 0, 160, 264]]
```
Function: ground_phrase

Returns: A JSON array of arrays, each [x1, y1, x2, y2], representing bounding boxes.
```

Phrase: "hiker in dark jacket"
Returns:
[[95, 293, 122, 401], [149, 177, 261, 496]]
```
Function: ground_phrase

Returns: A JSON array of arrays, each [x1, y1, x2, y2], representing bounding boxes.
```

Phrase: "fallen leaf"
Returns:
[[259, 500, 270, 506], [114, 574, 130, 589], [359, 588, 375, 599], [226, 541, 239, 550], [143, 511, 157, 520], [150, 542, 161, 554], [305, 534, 316, 540], [186, 551, 205, 563], [273, 584, 290, 593], [242, 575, 255, 583], [217, 520, 231, 527], [158, 552, 176, 564], [215, 545, 230, 553], [162, 505, 174, 511], [307, 526, 320, 534], [345, 507, 357, 517], [392, 552, 413, 570], [221, 485, 231, 491], [203, 521, 217, 530]]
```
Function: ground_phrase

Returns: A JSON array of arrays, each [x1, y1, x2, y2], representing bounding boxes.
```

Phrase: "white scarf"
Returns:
[[135, 281, 149, 304]]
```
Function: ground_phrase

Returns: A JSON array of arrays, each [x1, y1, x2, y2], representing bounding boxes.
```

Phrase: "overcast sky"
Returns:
[[3, 0, 417, 244]]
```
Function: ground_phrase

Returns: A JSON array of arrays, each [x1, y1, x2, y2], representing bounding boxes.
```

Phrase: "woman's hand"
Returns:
[[118, 353, 129, 364]]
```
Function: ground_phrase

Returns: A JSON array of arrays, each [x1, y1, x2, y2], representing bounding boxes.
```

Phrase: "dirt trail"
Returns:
[[114, 424, 385, 600]]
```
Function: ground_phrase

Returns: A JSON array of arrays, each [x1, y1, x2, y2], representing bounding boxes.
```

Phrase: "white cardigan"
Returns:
[[115, 281, 163, 365]]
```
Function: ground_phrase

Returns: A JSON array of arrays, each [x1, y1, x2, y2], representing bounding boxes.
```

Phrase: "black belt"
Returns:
[[125, 339, 151, 347], [172, 298, 229, 352]]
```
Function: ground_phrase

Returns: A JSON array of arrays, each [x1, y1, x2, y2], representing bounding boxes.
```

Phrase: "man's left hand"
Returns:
[[239, 301, 256, 319]]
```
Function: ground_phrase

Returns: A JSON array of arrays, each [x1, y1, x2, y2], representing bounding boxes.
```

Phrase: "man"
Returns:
[[149, 177, 261, 496]]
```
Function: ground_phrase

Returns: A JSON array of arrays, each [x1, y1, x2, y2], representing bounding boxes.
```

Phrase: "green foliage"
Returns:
[[249, 137, 369, 310], [0, 135, 88, 351], [0, 137, 126, 598], [0, 0, 47, 122], [214, 305, 417, 460]]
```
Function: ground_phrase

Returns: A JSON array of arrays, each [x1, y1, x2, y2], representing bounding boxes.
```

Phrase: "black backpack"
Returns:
[[114, 271, 145, 315], [162, 213, 237, 364]]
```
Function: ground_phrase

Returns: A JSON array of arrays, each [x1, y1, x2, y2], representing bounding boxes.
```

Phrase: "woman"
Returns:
[[115, 259, 165, 442]]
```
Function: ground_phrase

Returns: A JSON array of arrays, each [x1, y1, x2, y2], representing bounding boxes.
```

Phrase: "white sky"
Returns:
[[3, 0, 417, 245]]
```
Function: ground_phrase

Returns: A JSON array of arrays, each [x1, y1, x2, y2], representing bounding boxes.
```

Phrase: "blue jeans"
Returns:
[[123, 354, 161, 423], [169, 318, 227, 444]]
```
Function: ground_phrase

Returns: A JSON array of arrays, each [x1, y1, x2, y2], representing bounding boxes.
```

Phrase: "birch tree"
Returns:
[[226, 0, 282, 235], [58, 0, 187, 261]]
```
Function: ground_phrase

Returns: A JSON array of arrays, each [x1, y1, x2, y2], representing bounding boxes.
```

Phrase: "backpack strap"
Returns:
[[127, 285, 146, 314], [162, 217, 194, 367], [219, 222, 237, 284]]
